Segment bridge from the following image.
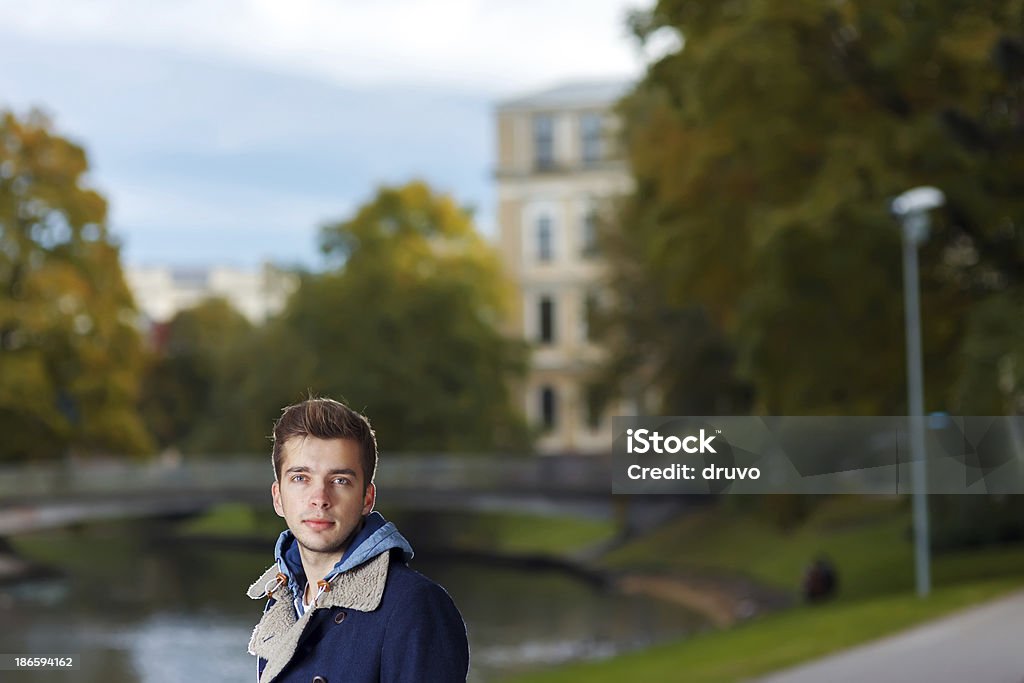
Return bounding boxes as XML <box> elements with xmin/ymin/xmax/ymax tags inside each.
<box><xmin>0</xmin><ymin>454</ymin><xmax>636</xmax><ymax>535</ymax></box>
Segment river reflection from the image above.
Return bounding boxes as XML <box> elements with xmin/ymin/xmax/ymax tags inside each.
<box><xmin>1</xmin><ymin>520</ymin><xmax>705</xmax><ymax>682</ymax></box>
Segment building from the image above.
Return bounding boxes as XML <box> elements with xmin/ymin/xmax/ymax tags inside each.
<box><xmin>125</xmin><ymin>263</ymin><xmax>297</xmax><ymax>326</ymax></box>
<box><xmin>495</xmin><ymin>80</ymin><xmax>635</xmax><ymax>454</ymax></box>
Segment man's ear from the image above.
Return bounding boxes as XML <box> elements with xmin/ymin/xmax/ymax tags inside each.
<box><xmin>362</xmin><ymin>482</ymin><xmax>376</xmax><ymax>516</ymax></box>
<box><xmin>271</xmin><ymin>481</ymin><xmax>285</xmax><ymax>518</ymax></box>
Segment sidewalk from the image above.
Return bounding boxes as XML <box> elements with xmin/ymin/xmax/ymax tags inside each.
<box><xmin>753</xmin><ymin>590</ymin><xmax>1024</xmax><ymax>683</ymax></box>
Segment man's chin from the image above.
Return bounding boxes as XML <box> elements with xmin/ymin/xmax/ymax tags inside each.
<box><xmin>294</xmin><ymin>531</ymin><xmax>348</xmax><ymax>555</ymax></box>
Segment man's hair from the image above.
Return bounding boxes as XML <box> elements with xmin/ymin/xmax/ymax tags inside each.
<box><xmin>271</xmin><ymin>397</ymin><xmax>378</xmax><ymax>490</ymax></box>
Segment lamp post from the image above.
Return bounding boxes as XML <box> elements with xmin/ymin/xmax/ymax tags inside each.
<box><xmin>890</xmin><ymin>186</ymin><xmax>945</xmax><ymax>598</ymax></box>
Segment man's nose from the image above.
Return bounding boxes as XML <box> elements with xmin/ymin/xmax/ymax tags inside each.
<box><xmin>309</xmin><ymin>483</ymin><xmax>331</xmax><ymax>508</ymax></box>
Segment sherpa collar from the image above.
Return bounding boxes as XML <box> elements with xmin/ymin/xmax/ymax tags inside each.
<box><xmin>246</xmin><ymin>551</ymin><xmax>391</xmax><ymax>683</ymax></box>
<box><xmin>270</xmin><ymin>512</ymin><xmax>414</xmax><ymax>600</ymax></box>
<box><xmin>246</xmin><ymin>549</ymin><xmax>390</xmax><ymax>609</ymax></box>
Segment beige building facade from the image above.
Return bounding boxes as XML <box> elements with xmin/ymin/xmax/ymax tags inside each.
<box><xmin>495</xmin><ymin>81</ymin><xmax>635</xmax><ymax>454</ymax></box>
<box><xmin>126</xmin><ymin>263</ymin><xmax>297</xmax><ymax>325</ymax></box>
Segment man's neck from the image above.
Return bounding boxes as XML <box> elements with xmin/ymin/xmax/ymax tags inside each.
<box><xmin>295</xmin><ymin>517</ymin><xmax>366</xmax><ymax>603</ymax></box>
<box><xmin>298</xmin><ymin>548</ymin><xmax>345</xmax><ymax>603</ymax></box>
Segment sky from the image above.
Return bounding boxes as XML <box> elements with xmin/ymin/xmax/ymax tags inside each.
<box><xmin>0</xmin><ymin>0</ymin><xmax>657</xmax><ymax>269</ymax></box>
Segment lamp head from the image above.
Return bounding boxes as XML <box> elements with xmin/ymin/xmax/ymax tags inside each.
<box><xmin>890</xmin><ymin>186</ymin><xmax>945</xmax><ymax>217</ymax></box>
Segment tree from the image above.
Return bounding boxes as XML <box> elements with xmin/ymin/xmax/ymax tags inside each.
<box><xmin>0</xmin><ymin>109</ymin><xmax>152</xmax><ymax>460</ymax></box>
<box><xmin>139</xmin><ymin>297</ymin><xmax>253</xmax><ymax>450</ymax></box>
<box><xmin>191</xmin><ymin>182</ymin><xmax>531</xmax><ymax>453</ymax></box>
<box><xmin>608</xmin><ymin>0</ymin><xmax>1024</xmax><ymax>416</ymax></box>
<box><xmin>189</xmin><ymin>318</ymin><xmax>316</xmax><ymax>455</ymax></box>
<box><xmin>598</xmin><ymin>199</ymin><xmax>754</xmax><ymax>416</ymax></box>
<box><xmin>305</xmin><ymin>181</ymin><xmax>530</xmax><ymax>451</ymax></box>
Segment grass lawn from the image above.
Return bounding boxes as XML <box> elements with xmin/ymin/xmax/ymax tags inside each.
<box><xmin>603</xmin><ymin>496</ymin><xmax>1024</xmax><ymax>600</ymax></box>
<box><xmin>502</xmin><ymin>578</ymin><xmax>1024</xmax><ymax>683</ymax></box>
<box><xmin>177</xmin><ymin>502</ymin><xmax>285</xmax><ymax>539</ymax></box>
<box><xmin>443</xmin><ymin>510</ymin><xmax>617</xmax><ymax>556</ymax></box>
<box><xmin>504</xmin><ymin>495</ymin><xmax>1024</xmax><ymax>682</ymax></box>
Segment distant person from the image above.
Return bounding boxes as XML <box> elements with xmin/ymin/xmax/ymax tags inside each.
<box><xmin>801</xmin><ymin>555</ymin><xmax>839</xmax><ymax>603</ymax></box>
<box><xmin>246</xmin><ymin>397</ymin><xmax>469</xmax><ymax>682</ymax></box>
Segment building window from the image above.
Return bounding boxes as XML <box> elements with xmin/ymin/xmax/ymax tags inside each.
<box><xmin>581</xmin><ymin>210</ymin><xmax>599</xmax><ymax>258</ymax></box>
<box><xmin>537</xmin><ymin>215</ymin><xmax>554</xmax><ymax>262</ymax></box>
<box><xmin>538</xmin><ymin>295</ymin><xmax>556</xmax><ymax>344</ymax></box>
<box><xmin>533</xmin><ymin>114</ymin><xmax>554</xmax><ymax>170</ymax></box>
<box><xmin>582</xmin><ymin>291</ymin><xmax>600</xmax><ymax>342</ymax></box>
<box><xmin>580</xmin><ymin>112</ymin><xmax>603</xmax><ymax>165</ymax></box>
<box><xmin>583</xmin><ymin>384</ymin><xmax>603</xmax><ymax>430</ymax></box>
<box><xmin>540</xmin><ymin>386</ymin><xmax>557</xmax><ymax>431</ymax></box>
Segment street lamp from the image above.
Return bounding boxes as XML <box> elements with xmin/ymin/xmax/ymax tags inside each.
<box><xmin>890</xmin><ymin>186</ymin><xmax>945</xmax><ymax>598</ymax></box>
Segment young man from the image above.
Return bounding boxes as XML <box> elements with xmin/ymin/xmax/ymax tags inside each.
<box><xmin>246</xmin><ymin>397</ymin><xmax>470</xmax><ymax>682</ymax></box>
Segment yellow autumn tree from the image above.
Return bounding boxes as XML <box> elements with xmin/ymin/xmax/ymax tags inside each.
<box><xmin>0</xmin><ymin>109</ymin><xmax>152</xmax><ymax>460</ymax></box>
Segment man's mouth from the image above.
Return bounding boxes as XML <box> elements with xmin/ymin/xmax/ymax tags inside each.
<box><xmin>303</xmin><ymin>520</ymin><xmax>335</xmax><ymax>530</ymax></box>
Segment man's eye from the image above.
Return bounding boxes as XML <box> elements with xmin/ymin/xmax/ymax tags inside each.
<box><xmin>333</xmin><ymin>478</ymin><xmax>350</xmax><ymax>485</ymax></box>
<box><xmin>291</xmin><ymin>475</ymin><xmax>306</xmax><ymax>482</ymax></box>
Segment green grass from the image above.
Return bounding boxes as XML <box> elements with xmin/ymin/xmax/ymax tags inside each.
<box><xmin>507</xmin><ymin>496</ymin><xmax>1024</xmax><ymax>682</ymax></box>
<box><xmin>605</xmin><ymin>497</ymin><xmax>1024</xmax><ymax>601</ymax></box>
<box><xmin>439</xmin><ymin>510</ymin><xmax>616</xmax><ymax>556</ymax></box>
<box><xmin>605</xmin><ymin>497</ymin><xmax>915</xmax><ymax>599</ymax></box>
<box><xmin>503</xmin><ymin>578</ymin><xmax>1024</xmax><ymax>683</ymax></box>
<box><xmin>177</xmin><ymin>502</ymin><xmax>284</xmax><ymax>539</ymax></box>
<box><xmin>933</xmin><ymin>543</ymin><xmax>1024</xmax><ymax>584</ymax></box>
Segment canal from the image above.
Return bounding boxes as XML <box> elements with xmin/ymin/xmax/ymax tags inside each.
<box><xmin>0</xmin><ymin>516</ymin><xmax>706</xmax><ymax>681</ymax></box>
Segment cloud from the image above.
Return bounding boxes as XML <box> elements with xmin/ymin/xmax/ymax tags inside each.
<box><xmin>0</xmin><ymin>1</ymin><xmax>644</xmax><ymax>266</ymax></box>
<box><xmin>0</xmin><ymin>0</ymin><xmax>647</xmax><ymax>92</ymax></box>
<box><xmin>0</xmin><ymin>35</ymin><xmax>497</xmax><ymax>267</ymax></box>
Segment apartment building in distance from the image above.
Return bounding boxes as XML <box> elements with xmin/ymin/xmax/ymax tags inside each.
<box><xmin>126</xmin><ymin>263</ymin><xmax>297</xmax><ymax>326</ymax></box>
<box><xmin>495</xmin><ymin>80</ymin><xmax>635</xmax><ymax>454</ymax></box>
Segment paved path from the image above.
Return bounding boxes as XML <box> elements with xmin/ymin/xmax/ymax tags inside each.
<box><xmin>753</xmin><ymin>590</ymin><xmax>1024</xmax><ymax>683</ymax></box>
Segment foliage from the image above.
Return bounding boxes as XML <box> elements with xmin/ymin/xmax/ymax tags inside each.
<box><xmin>304</xmin><ymin>181</ymin><xmax>530</xmax><ymax>451</ymax></box>
<box><xmin>185</xmin><ymin>303</ymin><xmax>318</xmax><ymax>454</ymax></box>
<box><xmin>0</xmin><ymin>109</ymin><xmax>151</xmax><ymax>460</ymax></box>
<box><xmin>139</xmin><ymin>298</ymin><xmax>253</xmax><ymax>450</ymax></box>
<box><xmin>929</xmin><ymin>494</ymin><xmax>1024</xmax><ymax>550</ymax></box>
<box><xmin>608</xmin><ymin>0</ymin><xmax>1024</xmax><ymax>416</ymax></box>
<box><xmin>598</xmin><ymin>207</ymin><xmax>754</xmax><ymax>415</ymax></box>
<box><xmin>189</xmin><ymin>182</ymin><xmax>531</xmax><ymax>454</ymax></box>
<box><xmin>953</xmin><ymin>291</ymin><xmax>1024</xmax><ymax>413</ymax></box>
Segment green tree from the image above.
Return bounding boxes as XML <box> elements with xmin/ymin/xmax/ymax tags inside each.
<box><xmin>0</xmin><ymin>109</ymin><xmax>152</xmax><ymax>460</ymax></box>
<box><xmin>194</xmin><ymin>182</ymin><xmax>530</xmax><ymax>453</ymax></box>
<box><xmin>609</xmin><ymin>0</ymin><xmax>1024</xmax><ymax>415</ymax></box>
<box><xmin>598</xmin><ymin>201</ymin><xmax>754</xmax><ymax>415</ymax></box>
<box><xmin>190</xmin><ymin>319</ymin><xmax>315</xmax><ymax>454</ymax></box>
<box><xmin>307</xmin><ymin>181</ymin><xmax>530</xmax><ymax>451</ymax></box>
<box><xmin>139</xmin><ymin>298</ymin><xmax>253</xmax><ymax>450</ymax></box>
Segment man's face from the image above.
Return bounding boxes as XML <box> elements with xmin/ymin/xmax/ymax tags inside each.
<box><xmin>271</xmin><ymin>437</ymin><xmax>375</xmax><ymax>561</ymax></box>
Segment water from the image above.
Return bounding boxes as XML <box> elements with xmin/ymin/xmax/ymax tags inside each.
<box><xmin>0</xmin><ymin>519</ymin><xmax>705</xmax><ymax>682</ymax></box>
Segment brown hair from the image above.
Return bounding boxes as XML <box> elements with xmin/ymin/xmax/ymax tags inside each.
<box><xmin>271</xmin><ymin>397</ymin><xmax>378</xmax><ymax>490</ymax></box>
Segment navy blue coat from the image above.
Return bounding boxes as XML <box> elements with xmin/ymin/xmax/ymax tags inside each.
<box><xmin>248</xmin><ymin>514</ymin><xmax>469</xmax><ymax>683</ymax></box>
